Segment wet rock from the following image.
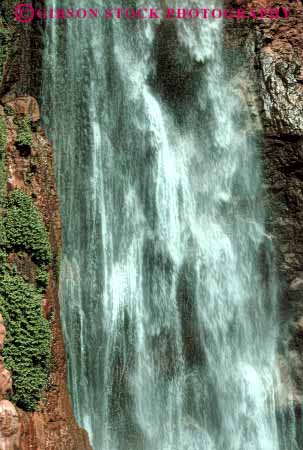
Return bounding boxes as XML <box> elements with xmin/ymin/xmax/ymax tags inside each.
<box><xmin>0</xmin><ymin>400</ymin><xmax>20</xmax><ymax>450</ymax></box>
<box><xmin>3</xmin><ymin>96</ymin><xmax>40</xmax><ymax>122</ymax></box>
<box><xmin>290</xmin><ymin>277</ymin><xmax>303</xmax><ymax>291</ymax></box>
<box><xmin>2</xmin><ymin>101</ymin><xmax>92</xmax><ymax>450</ymax></box>
<box><xmin>259</xmin><ymin>49</ymin><xmax>303</xmax><ymax>135</ymax></box>
<box><xmin>0</xmin><ymin>368</ymin><xmax>12</xmax><ymax>400</ymax></box>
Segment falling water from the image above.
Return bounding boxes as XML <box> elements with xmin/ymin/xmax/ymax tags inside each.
<box><xmin>42</xmin><ymin>1</ymin><xmax>297</xmax><ymax>449</ymax></box>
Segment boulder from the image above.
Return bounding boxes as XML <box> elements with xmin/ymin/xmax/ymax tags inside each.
<box><xmin>0</xmin><ymin>400</ymin><xmax>20</xmax><ymax>450</ymax></box>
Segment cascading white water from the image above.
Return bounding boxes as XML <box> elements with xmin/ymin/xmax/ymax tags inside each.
<box><xmin>42</xmin><ymin>1</ymin><xmax>297</xmax><ymax>449</ymax></box>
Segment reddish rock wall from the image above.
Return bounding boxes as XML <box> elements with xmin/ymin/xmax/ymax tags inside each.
<box><xmin>0</xmin><ymin>98</ymin><xmax>92</xmax><ymax>450</ymax></box>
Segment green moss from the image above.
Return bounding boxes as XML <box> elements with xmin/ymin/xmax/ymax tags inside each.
<box><xmin>36</xmin><ymin>266</ymin><xmax>49</xmax><ymax>291</ymax></box>
<box><xmin>0</xmin><ymin>105</ymin><xmax>53</xmax><ymax>412</ymax></box>
<box><xmin>0</xmin><ymin>249</ymin><xmax>8</xmax><ymax>271</ymax></box>
<box><xmin>15</xmin><ymin>116</ymin><xmax>32</xmax><ymax>147</ymax></box>
<box><xmin>4</xmin><ymin>190</ymin><xmax>51</xmax><ymax>265</ymax></box>
<box><xmin>0</xmin><ymin>190</ymin><xmax>52</xmax><ymax>410</ymax></box>
<box><xmin>0</xmin><ymin>217</ymin><xmax>7</xmax><ymax>248</ymax></box>
<box><xmin>0</xmin><ymin>273</ymin><xmax>51</xmax><ymax>411</ymax></box>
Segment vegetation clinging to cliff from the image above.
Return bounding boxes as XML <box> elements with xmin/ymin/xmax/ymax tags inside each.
<box><xmin>15</xmin><ymin>116</ymin><xmax>33</xmax><ymax>147</ymax></box>
<box><xmin>0</xmin><ymin>114</ymin><xmax>52</xmax><ymax>411</ymax></box>
<box><xmin>0</xmin><ymin>273</ymin><xmax>51</xmax><ymax>410</ymax></box>
<box><xmin>0</xmin><ymin>189</ymin><xmax>52</xmax><ymax>411</ymax></box>
<box><xmin>4</xmin><ymin>189</ymin><xmax>51</xmax><ymax>266</ymax></box>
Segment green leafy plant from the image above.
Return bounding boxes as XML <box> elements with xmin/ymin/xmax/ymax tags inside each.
<box><xmin>36</xmin><ymin>266</ymin><xmax>49</xmax><ymax>291</ymax></box>
<box><xmin>0</xmin><ymin>249</ymin><xmax>8</xmax><ymax>270</ymax></box>
<box><xmin>15</xmin><ymin>116</ymin><xmax>32</xmax><ymax>147</ymax></box>
<box><xmin>0</xmin><ymin>108</ymin><xmax>53</xmax><ymax>412</ymax></box>
<box><xmin>0</xmin><ymin>273</ymin><xmax>51</xmax><ymax>411</ymax></box>
<box><xmin>0</xmin><ymin>216</ymin><xmax>7</xmax><ymax>248</ymax></box>
<box><xmin>4</xmin><ymin>190</ymin><xmax>51</xmax><ymax>265</ymax></box>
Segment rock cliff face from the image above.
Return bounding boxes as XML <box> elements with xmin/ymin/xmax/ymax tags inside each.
<box><xmin>0</xmin><ymin>1</ymin><xmax>302</xmax><ymax>449</ymax></box>
<box><xmin>0</xmin><ymin>98</ymin><xmax>92</xmax><ymax>450</ymax></box>
<box><xmin>224</xmin><ymin>0</ymin><xmax>303</xmax><ymax>442</ymax></box>
<box><xmin>0</xmin><ymin>0</ymin><xmax>45</xmax><ymax>99</ymax></box>
<box><xmin>0</xmin><ymin>5</ymin><xmax>92</xmax><ymax>449</ymax></box>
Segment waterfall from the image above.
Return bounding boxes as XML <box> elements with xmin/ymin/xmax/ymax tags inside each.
<box><xmin>42</xmin><ymin>1</ymin><xmax>297</xmax><ymax>449</ymax></box>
